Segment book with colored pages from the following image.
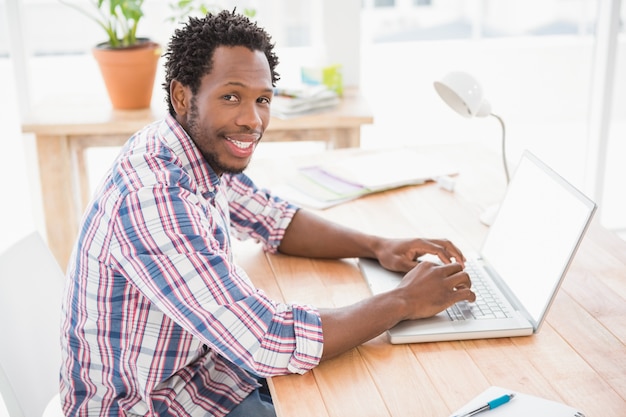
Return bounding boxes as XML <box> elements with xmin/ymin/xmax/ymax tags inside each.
<box><xmin>271</xmin><ymin>148</ymin><xmax>458</xmax><ymax>209</ymax></box>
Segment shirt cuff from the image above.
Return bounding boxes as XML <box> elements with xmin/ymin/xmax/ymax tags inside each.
<box><xmin>287</xmin><ymin>304</ymin><xmax>324</xmax><ymax>374</ymax></box>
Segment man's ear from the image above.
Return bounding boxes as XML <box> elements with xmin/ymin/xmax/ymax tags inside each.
<box><xmin>170</xmin><ymin>80</ymin><xmax>190</xmax><ymax>116</ymax></box>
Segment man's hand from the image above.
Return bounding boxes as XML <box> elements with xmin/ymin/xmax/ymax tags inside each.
<box><xmin>392</xmin><ymin>261</ymin><xmax>475</xmax><ymax>320</ymax></box>
<box><xmin>374</xmin><ymin>237</ymin><xmax>466</xmax><ymax>273</ymax></box>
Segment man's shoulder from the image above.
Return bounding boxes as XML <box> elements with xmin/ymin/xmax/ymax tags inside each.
<box><xmin>110</xmin><ymin>136</ymin><xmax>185</xmax><ymax>194</ymax></box>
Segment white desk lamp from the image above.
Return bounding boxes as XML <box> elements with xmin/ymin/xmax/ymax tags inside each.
<box><xmin>434</xmin><ymin>71</ymin><xmax>509</xmax><ymax>226</ymax></box>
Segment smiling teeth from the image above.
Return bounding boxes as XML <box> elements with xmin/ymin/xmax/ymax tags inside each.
<box><xmin>229</xmin><ymin>139</ymin><xmax>254</xmax><ymax>149</ymax></box>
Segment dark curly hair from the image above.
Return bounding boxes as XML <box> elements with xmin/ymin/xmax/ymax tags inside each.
<box><xmin>162</xmin><ymin>9</ymin><xmax>280</xmax><ymax>116</ymax></box>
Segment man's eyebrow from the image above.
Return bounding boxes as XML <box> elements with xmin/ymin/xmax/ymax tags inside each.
<box><xmin>224</xmin><ymin>81</ymin><xmax>246</xmax><ymax>87</ymax></box>
<box><xmin>224</xmin><ymin>81</ymin><xmax>274</xmax><ymax>94</ymax></box>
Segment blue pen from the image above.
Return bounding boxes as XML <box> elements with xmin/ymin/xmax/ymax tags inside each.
<box><xmin>455</xmin><ymin>393</ymin><xmax>515</xmax><ymax>417</ymax></box>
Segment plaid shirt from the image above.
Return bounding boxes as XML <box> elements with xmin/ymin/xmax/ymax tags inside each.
<box><xmin>60</xmin><ymin>115</ymin><xmax>323</xmax><ymax>416</ymax></box>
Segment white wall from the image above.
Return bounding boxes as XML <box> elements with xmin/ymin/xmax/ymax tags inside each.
<box><xmin>359</xmin><ymin>34</ymin><xmax>626</xmax><ymax>230</ymax></box>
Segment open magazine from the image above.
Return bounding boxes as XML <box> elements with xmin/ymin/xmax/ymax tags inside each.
<box><xmin>270</xmin><ymin>148</ymin><xmax>458</xmax><ymax>209</ymax></box>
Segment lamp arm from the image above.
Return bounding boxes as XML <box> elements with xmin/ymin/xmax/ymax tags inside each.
<box><xmin>490</xmin><ymin>113</ymin><xmax>510</xmax><ymax>183</ymax></box>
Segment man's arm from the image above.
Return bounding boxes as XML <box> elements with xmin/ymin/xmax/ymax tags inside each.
<box><xmin>278</xmin><ymin>209</ymin><xmax>466</xmax><ymax>271</ymax></box>
<box><xmin>318</xmin><ymin>261</ymin><xmax>473</xmax><ymax>359</ymax></box>
<box><xmin>278</xmin><ymin>209</ymin><xmax>475</xmax><ymax>360</ymax></box>
<box><xmin>277</xmin><ymin>209</ymin><xmax>381</xmax><ymax>259</ymax></box>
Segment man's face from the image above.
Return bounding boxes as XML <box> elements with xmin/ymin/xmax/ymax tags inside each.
<box><xmin>177</xmin><ymin>46</ymin><xmax>274</xmax><ymax>176</ymax></box>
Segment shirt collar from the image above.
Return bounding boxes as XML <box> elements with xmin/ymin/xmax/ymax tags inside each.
<box><xmin>159</xmin><ymin>114</ymin><xmax>220</xmax><ymax>198</ymax></box>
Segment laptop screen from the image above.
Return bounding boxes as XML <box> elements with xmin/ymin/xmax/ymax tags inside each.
<box><xmin>481</xmin><ymin>151</ymin><xmax>596</xmax><ymax>326</ymax></box>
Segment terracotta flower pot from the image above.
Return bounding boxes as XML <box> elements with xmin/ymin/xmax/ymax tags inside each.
<box><xmin>92</xmin><ymin>40</ymin><xmax>162</xmax><ymax>110</ymax></box>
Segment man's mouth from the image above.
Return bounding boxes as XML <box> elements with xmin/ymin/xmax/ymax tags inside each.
<box><xmin>226</xmin><ymin>137</ymin><xmax>257</xmax><ymax>149</ymax></box>
<box><xmin>224</xmin><ymin>134</ymin><xmax>260</xmax><ymax>158</ymax></box>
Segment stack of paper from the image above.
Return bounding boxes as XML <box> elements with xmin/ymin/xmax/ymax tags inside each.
<box><xmin>271</xmin><ymin>85</ymin><xmax>340</xmax><ymax>118</ymax></box>
<box><xmin>272</xmin><ymin>148</ymin><xmax>458</xmax><ymax>209</ymax></box>
<box><xmin>450</xmin><ymin>386</ymin><xmax>585</xmax><ymax>417</ymax></box>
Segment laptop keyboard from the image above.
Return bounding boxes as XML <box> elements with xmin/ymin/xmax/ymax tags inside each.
<box><xmin>446</xmin><ymin>260</ymin><xmax>513</xmax><ymax>321</ymax></box>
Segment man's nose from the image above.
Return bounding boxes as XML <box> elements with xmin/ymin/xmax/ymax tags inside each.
<box><xmin>235</xmin><ymin>102</ymin><xmax>263</xmax><ymax>130</ymax></box>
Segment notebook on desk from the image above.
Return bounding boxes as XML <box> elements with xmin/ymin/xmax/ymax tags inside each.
<box><xmin>359</xmin><ymin>150</ymin><xmax>597</xmax><ymax>344</ymax></box>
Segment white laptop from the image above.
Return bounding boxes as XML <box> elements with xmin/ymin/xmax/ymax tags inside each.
<box><xmin>359</xmin><ymin>150</ymin><xmax>597</xmax><ymax>344</ymax></box>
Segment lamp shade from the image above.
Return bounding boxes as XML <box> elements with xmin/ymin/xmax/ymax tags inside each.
<box><xmin>434</xmin><ymin>71</ymin><xmax>491</xmax><ymax>118</ymax></box>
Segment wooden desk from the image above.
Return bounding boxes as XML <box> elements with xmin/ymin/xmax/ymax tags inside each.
<box><xmin>21</xmin><ymin>89</ymin><xmax>372</xmax><ymax>269</ymax></box>
<box><xmin>235</xmin><ymin>144</ymin><xmax>626</xmax><ymax>417</ymax></box>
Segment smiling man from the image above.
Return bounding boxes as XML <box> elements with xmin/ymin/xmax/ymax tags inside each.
<box><xmin>59</xmin><ymin>10</ymin><xmax>474</xmax><ymax>417</ymax></box>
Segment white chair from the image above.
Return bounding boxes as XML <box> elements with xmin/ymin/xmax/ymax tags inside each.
<box><xmin>0</xmin><ymin>232</ymin><xmax>65</xmax><ymax>417</ymax></box>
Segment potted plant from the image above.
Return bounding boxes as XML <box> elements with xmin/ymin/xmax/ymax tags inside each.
<box><xmin>61</xmin><ymin>0</ymin><xmax>162</xmax><ymax>110</ymax></box>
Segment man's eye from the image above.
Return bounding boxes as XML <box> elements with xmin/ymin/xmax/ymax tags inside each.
<box><xmin>223</xmin><ymin>95</ymin><xmax>238</xmax><ymax>102</ymax></box>
<box><xmin>258</xmin><ymin>97</ymin><xmax>271</xmax><ymax>104</ymax></box>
